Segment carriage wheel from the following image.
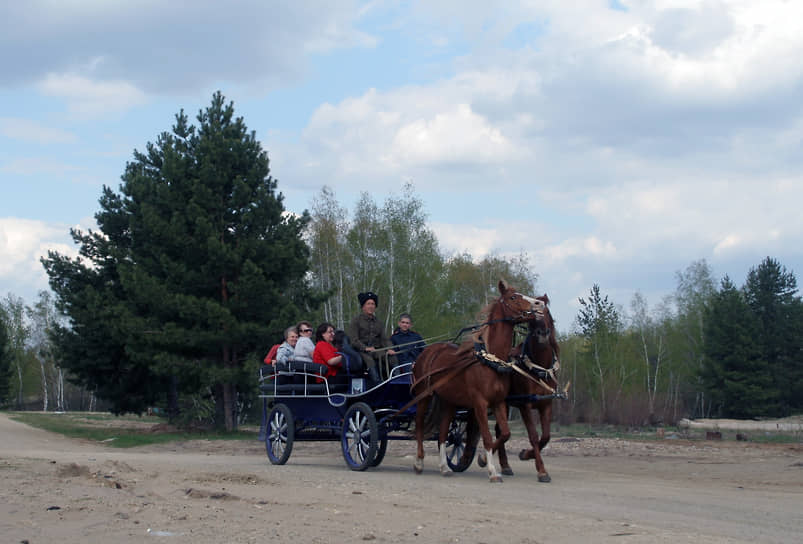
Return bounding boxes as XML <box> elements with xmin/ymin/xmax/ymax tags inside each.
<box><xmin>445</xmin><ymin>418</ymin><xmax>473</xmax><ymax>472</ymax></box>
<box><xmin>370</xmin><ymin>438</ymin><xmax>388</xmax><ymax>467</ymax></box>
<box><xmin>341</xmin><ymin>402</ymin><xmax>378</xmax><ymax>471</ymax></box>
<box><xmin>266</xmin><ymin>403</ymin><xmax>294</xmax><ymax>465</ymax></box>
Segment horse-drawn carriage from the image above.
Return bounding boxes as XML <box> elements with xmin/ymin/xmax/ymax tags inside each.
<box><xmin>257</xmin><ymin>280</ymin><xmax>569</xmax><ymax>481</ymax></box>
<box><xmin>257</xmin><ymin>359</ymin><xmax>472</xmax><ymax>471</ymax></box>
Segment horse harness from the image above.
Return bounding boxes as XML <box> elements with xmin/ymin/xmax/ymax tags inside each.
<box><xmin>394</xmin><ymin>295</ymin><xmax>553</xmax><ymax>416</ymax></box>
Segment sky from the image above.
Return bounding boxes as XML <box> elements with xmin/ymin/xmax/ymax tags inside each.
<box><xmin>2</xmin><ymin>0</ymin><xmax>803</xmax><ymax>332</ymax></box>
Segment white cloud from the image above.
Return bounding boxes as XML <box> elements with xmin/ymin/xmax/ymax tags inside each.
<box><xmin>0</xmin><ymin>218</ymin><xmax>78</xmax><ymax>299</ymax></box>
<box><xmin>36</xmin><ymin>73</ymin><xmax>147</xmax><ymax>118</ymax></box>
<box><xmin>0</xmin><ymin>118</ymin><xmax>77</xmax><ymax>144</ymax></box>
<box><xmin>0</xmin><ymin>1</ymin><xmax>375</xmax><ymax>94</ymax></box>
<box><xmin>392</xmin><ymin>104</ymin><xmax>516</xmax><ymax>165</ymax></box>
<box><xmin>430</xmin><ymin>222</ymin><xmax>499</xmax><ymax>258</ymax></box>
<box><xmin>540</xmin><ymin>237</ymin><xmax>618</xmax><ymax>265</ymax></box>
<box><xmin>0</xmin><ymin>157</ymin><xmax>82</xmax><ymax>176</ymax></box>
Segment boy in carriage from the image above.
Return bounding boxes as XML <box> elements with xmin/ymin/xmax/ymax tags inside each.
<box><xmin>391</xmin><ymin>313</ymin><xmax>425</xmax><ymax>371</ymax></box>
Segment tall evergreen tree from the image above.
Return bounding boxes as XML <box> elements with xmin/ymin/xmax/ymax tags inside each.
<box><xmin>0</xmin><ymin>306</ymin><xmax>12</xmax><ymax>406</ymax></box>
<box><xmin>43</xmin><ymin>92</ymin><xmax>319</xmax><ymax>429</ymax></box>
<box><xmin>702</xmin><ymin>276</ymin><xmax>776</xmax><ymax>417</ymax></box>
<box><xmin>742</xmin><ymin>257</ymin><xmax>803</xmax><ymax>415</ymax></box>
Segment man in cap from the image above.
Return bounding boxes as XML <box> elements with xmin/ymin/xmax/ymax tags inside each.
<box><xmin>346</xmin><ymin>291</ymin><xmax>397</xmax><ymax>383</ymax></box>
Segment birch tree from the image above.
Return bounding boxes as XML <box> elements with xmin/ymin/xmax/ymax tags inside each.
<box><xmin>629</xmin><ymin>291</ymin><xmax>668</xmax><ymax>423</ymax></box>
<box><xmin>674</xmin><ymin>259</ymin><xmax>717</xmax><ymax>417</ymax></box>
<box><xmin>1</xmin><ymin>294</ymin><xmax>29</xmax><ymax>409</ymax></box>
<box><xmin>308</xmin><ymin>186</ymin><xmax>351</xmax><ymax>327</ymax></box>
<box><xmin>27</xmin><ymin>291</ymin><xmax>63</xmax><ymax>411</ymax></box>
<box><xmin>576</xmin><ymin>284</ymin><xmax>622</xmax><ymax>421</ymax></box>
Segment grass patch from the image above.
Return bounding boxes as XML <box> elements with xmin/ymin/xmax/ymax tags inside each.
<box><xmin>507</xmin><ymin>420</ymin><xmax>801</xmax><ymax>444</ymax></box>
<box><xmin>8</xmin><ymin>411</ymin><xmax>257</xmax><ymax>448</ymax></box>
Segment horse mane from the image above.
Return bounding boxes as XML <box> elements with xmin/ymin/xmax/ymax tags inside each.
<box><xmin>535</xmin><ymin>294</ymin><xmax>555</xmax><ymax>327</ymax></box>
<box><xmin>449</xmin><ymin>295</ymin><xmax>499</xmax><ymax>356</ymax></box>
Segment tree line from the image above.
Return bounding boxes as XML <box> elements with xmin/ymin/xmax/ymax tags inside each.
<box><xmin>561</xmin><ymin>257</ymin><xmax>803</xmax><ymax>425</ymax></box>
<box><xmin>2</xmin><ymin>93</ymin><xmax>800</xmax><ymax>427</ymax></box>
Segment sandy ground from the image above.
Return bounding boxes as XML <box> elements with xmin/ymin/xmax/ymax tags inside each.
<box><xmin>0</xmin><ymin>413</ymin><xmax>801</xmax><ymax>544</ymax></box>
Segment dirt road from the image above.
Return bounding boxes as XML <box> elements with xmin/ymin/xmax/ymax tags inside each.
<box><xmin>1</xmin><ymin>413</ymin><xmax>800</xmax><ymax>543</ymax></box>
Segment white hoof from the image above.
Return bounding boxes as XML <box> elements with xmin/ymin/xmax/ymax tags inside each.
<box><xmin>413</xmin><ymin>457</ymin><xmax>424</xmax><ymax>474</ymax></box>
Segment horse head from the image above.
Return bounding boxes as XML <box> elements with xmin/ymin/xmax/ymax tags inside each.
<box><xmin>472</xmin><ymin>280</ymin><xmax>542</xmax><ymax>361</ymax></box>
<box><xmin>531</xmin><ymin>294</ymin><xmax>554</xmax><ymax>346</ymax></box>
<box><xmin>525</xmin><ymin>294</ymin><xmax>560</xmax><ymax>374</ymax></box>
<box><xmin>496</xmin><ymin>279</ymin><xmax>544</xmax><ymax>322</ymax></box>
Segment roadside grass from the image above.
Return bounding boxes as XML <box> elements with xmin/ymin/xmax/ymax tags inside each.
<box><xmin>507</xmin><ymin>420</ymin><xmax>801</xmax><ymax>444</ymax></box>
<box><xmin>8</xmin><ymin>411</ymin><xmax>800</xmax><ymax>447</ymax></box>
<box><xmin>8</xmin><ymin>411</ymin><xmax>258</xmax><ymax>448</ymax></box>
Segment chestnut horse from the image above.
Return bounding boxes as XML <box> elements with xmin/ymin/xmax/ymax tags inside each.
<box><xmin>475</xmin><ymin>294</ymin><xmax>562</xmax><ymax>482</ymax></box>
<box><xmin>412</xmin><ymin>280</ymin><xmax>543</xmax><ymax>482</ymax></box>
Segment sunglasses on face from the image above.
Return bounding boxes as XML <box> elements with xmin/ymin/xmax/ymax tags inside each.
<box><xmin>300</xmin><ymin>328</ymin><xmax>312</xmax><ymax>333</ymax></box>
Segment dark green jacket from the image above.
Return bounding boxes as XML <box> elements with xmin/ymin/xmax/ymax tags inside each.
<box><xmin>346</xmin><ymin>312</ymin><xmax>391</xmax><ymax>352</ymax></box>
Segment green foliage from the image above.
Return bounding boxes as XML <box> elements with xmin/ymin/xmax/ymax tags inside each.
<box><xmin>0</xmin><ymin>306</ymin><xmax>12</xmax><ymax>405</ymax></box>
<box><xmin>42</xmin><ymin>92</ymin><xmax>320</xmax><ymax>429</ymax></box>
<box><xmin>1</xmin><ymin>294</ymin><xmax>31</xmax><ymax>409</ymax></box>
<box><xmin>305</xmin><ymin>184</ymin><xmax>537</xmax><ymax>340</ymax></box>
<box><xmin>575</xmin><ymin>284</ymin><xmax>624</xmax><ymax>421</ymax></box>
<box><xmin>673</xmin><ymin>259</ymin><xmax>717</xmax><ymax>417</ymax></box>
<box><xmin>742</xmin><ymin>257</ymin><xmax>803</xmax><ymax>414</ymax></box>
<box><xmin>702</xmin><ymin>276</ymin><xmax>777</xmax><ymax>417</ymax></box>
<box><xmin>560</xmin><ymin>257</ymin><xmax>800</xmax><ymax>425</ymax></box>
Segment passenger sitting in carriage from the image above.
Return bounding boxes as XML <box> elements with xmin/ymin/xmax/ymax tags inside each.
<box><xmin>390</xmin><ymin>313</ymin><xmax>425</xmax><ymax>371</ymax></box>
<box><xmin>275</xmin><ymin>326</ymin><xmax>299</xmax><ymax>367</ymax></box>
<box><xmin>347</xmin><ymin>291</ymin><xmax>397</xmax><ymax>382</ymax></box>
<box><xmin>293</xmin><ymin>320</ymin><xmax>315</xmax><ymax>362</ymax></box>
<box><xmin>334</xmin><ymin>330</ymin><xmax>363</xmax><ymax>373</ymax></box>
<box><xmin>312</xmin><ymin>322</ymin><xmax>344</xmax><ymax>378</ymax></box>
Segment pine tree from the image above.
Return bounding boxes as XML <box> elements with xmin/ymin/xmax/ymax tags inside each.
<box><xmin>576</xmin><ymin>284</ymin><xmax>623</xmax><ymax>421</ymax></box>
<box><xmin>702</xmin><ymin>276</ymin><xmax>777</xmax><ymax>418</ymax></box>
<box><xmin>743</xmin><ymin>257</ymin><xmax>803</xmax><ymax>415</ymax></box>
<box><xmin>43</xmin><ymin>92</ymin><xmax>320</xmax><ymax>428</ymax></box>
<box><xmin>0</xmin><ymin>307</ymin><xmax>12</xmax><ymax>406</ymax></box>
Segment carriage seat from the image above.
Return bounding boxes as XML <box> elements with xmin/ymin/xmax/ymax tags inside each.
<box><xmin>259</xmin><ymin>359</ymin><xmax>350</xmax><ymax>394</ymax></box>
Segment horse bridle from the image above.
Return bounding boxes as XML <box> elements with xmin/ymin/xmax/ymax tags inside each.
<box><xmin>498</xmin><ymin>291</ymin><xmax>544</xmax><ymax>322</ymax></box>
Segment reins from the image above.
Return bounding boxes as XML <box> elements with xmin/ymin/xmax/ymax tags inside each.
<box><xmin>392</xmin><ymin>351</ymin><xmax>478</xmax><ymax>416</ymax></box>
<box><xmin>474</xmin><ymin>347</ymin><xmax>556</xmax><ymax>394</ymax></box>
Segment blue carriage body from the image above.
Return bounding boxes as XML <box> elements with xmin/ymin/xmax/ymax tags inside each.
<box><xmin>258</xmin><ymin>359</ymin><xmax>470</xmax><ymax>471</ymax></box>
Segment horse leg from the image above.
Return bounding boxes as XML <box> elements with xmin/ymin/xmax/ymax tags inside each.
<box><xmin>437</xmin><ymin>405</ymin><xmax>456</xmax><ymax>476</ymax></box>
<box><xmin>490</xmin><ymin>402</ymin><xmax>512</xmax><ymax>454</ymax></box>
<box><xmin>538</xmin><ymin>402</ymin><xmax>552</xmax><ymax>452</ymax></box>
<box><xmin>477</xmin><ymin>419</ymin><xmax>514</xmax><ymax>476</ymax></box>
<box><xmin>516</xmin><ymin>403</ymin><xmax>552</xmax><ymax>482</ymax></box>
<box><xmin>475</xmin><ymin>403</ymin><xmax>503</xmax><ymax>483</ymax></box>
<box><xmin>519</xmin><ymin>403</ymin><xmax>549</xmax><ymax>481</ymax></box>
<box><xmin>516</xmin><ymin>403</ymin><xmax>539</xmax><ymax>462</ymax></box>
<box><xmin>413</xmin><ymin>396</ymin><xmax>429</xmax><ymax>474</ymax></box>
<box><xmin>532</xmin><ymin>403</ymin><xmax>552</xmax><ymax>482</ymax></box>
<box><xmin>495</xmin><ymin>421</ymin><xmax>514</xmax><ymax>476</ymax></box>
<box><xmin>476</xmin><ymin>418</ymin><xmax>488</xmax><ymax>467</ymax></box>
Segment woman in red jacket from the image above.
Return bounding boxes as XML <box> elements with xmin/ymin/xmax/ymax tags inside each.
<box><xmin>312</xmin><ymin>322</ymin><xmax>343</xmax><ymax>378</ymax></box>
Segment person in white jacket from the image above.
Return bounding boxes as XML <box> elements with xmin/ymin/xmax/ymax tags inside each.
<box><xmin>275</xmin><ymin>326</ymin><xmax>299</xmax><ymax>365</ymax></box>
<box><xmin>293</xmin><ymin>320</ymin><xmax>315</xmax><ymax>363</ymax></box>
